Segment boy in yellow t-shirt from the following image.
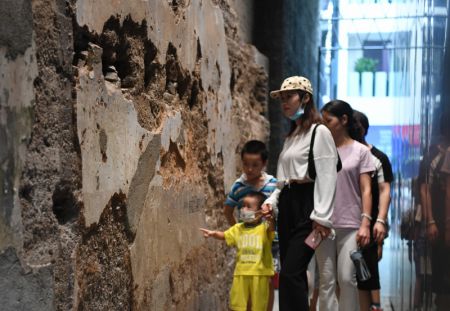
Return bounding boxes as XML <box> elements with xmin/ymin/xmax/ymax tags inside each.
<box><xmin>200</xmin><ymin>191</ymin><xmax>275</xmax><ymax>311</ymax></box>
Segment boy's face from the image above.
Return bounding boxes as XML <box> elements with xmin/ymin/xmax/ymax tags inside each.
<box><xmin>241</xmin><ymin>153</ymin><xmax>266</xmax><ymax>180</ymax></box>
<box><xmin>241</xmin><ymin>196</ymin><xmax>260</xmax><ymax>212</ymax></box>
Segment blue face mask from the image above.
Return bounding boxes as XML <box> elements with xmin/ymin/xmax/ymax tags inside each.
<box><xmin>288</xmin><ymin>106</ymin><xmax>305</xmax><ymax>121</ymax></box>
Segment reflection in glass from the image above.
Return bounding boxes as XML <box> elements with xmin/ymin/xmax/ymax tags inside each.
<box><xmin>318</xmin><ymin>0</ymin><xmax>449</xmax><ymax>309</ymax></box>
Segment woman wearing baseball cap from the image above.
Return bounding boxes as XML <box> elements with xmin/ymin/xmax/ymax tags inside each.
<box><xmin>263</xmin><ymin>76</ymin><xmax>339</xmax><ymax>310</ymax></box>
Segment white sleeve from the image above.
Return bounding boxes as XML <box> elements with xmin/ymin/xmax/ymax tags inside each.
<box><xmin>263</xmin><ymin>188</ymin><xmax>281</xmax><ymax>214</ymax></box>
<box><xmin>309</xmin><ymin>125</ymin><xmax>337</xmax><ymax>228</ymax></box>
<box><xmin>375</xmin><ymin>158</ymin><xmax>385</xmax><ymax>184</ymax></box>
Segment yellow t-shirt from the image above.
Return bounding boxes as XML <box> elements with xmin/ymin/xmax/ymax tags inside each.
<box><xmin>224</xmin><ymin>221</ymin><xmax>274</xmax><ymax>276</ymax></box>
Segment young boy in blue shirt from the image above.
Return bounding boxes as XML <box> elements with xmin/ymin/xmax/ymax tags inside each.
<box><xmin>223</xmin><ymin>140</ymin><xmax>277</xmax><ymax>225</ymax></box>
<box><xmin>223</xmin><ymin>140</ymin><xmax>278</xmax><ymax>310</ymax></box>
<box><xmin>201</xmin><ymin>191</ymin><xmax>275</xmax><ymax>311</ymax></box>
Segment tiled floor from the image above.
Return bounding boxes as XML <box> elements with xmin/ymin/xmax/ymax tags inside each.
<box><xmin>379</xmin><ymin>235</ymin><xmax>416</xmax><ymax>311</ymax></box>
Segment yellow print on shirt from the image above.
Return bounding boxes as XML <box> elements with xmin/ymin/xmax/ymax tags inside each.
<box><xmin>238</xmin><ymin>234</ymin><xmax>263</xmax><ymax>263</ymax></box>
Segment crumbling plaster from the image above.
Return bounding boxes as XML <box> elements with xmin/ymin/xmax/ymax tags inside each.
<box><xmin>74</xmin><ymin>0</ymin><xmax>253</xmax><ymax>309</ymax></box>
<box><xmin>0</xmin><ymin>0</ymin><xmax>37</xmax><ymax>251</ymax></box>
<box><xmin>76</xmin><ymin>0</ymin><xmax>238</xmax><ymax>189</ymax></box>
<box><xmin>1</xmin><ymin>0</ymin><xmax>270</xmax><ymax>309</ymax></box>
<box><xmin>0</xmin><ymin>42</ymin><xmax>37</xmax><ymax>252</ymax></box>
<box><xmin>76</xmin><ymin>42</ymin><xmax>155</xmax><ymax>227</ymax></box>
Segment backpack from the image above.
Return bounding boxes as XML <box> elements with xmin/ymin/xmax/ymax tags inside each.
<box><xmin>308</xmin><ymin>124</ymin><xmax>342</xmax><ymax>180</ymax></box>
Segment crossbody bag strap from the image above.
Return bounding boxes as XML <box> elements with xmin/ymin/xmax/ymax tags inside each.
<box><xmin>308</xmin><ymin>124</ymin><xmax>320</xmax><ymax>180</ymax></box>
<box><xmin>308</xmin><ymin>124</ymin><xmax>342</xmax><ymax>181</ymax></box>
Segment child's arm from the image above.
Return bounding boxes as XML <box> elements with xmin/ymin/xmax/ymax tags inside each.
<box><xmin>199</xmin><ymin>228</ymin><xmax>225</xmax><ymax>240</ymax></box>
<box><xmin>223</xmin><ymin>205</ymin><xmax>236</xmax><ymax>226</ymax></box>
<box><xmin>263</xmin><ymin>210</ymin><xmax>275</xmax><ymax>233</ymax></box>
<box><xmin>263</xmin><ymin>188</ymin><xmax>281</xmax><ymax>214</ymax></box>
<box><xmin>224</xmin><ymin>182</ymin><xmax>240</xmax><ymax>226</ymax></box>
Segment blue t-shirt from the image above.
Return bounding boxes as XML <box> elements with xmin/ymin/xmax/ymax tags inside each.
<box><xmin>225</xmin><ymin>172</ymin><xmax>278</xmax><ymax>210</ymax></box>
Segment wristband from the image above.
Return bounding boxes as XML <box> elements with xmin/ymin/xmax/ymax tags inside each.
<box><xmin>376</xmin><ymin>218</ymin><xmax>386</xmax><ymax>225</ymax></box>
<box><xmin>361</xmin><ymin>213</ymin><xmax>372</xmax><ymax>221</ymax></box>
<box><xmin>427</xmin><ymin>220</ymin><xmax>436</xmax><ymax>226</ymax></box>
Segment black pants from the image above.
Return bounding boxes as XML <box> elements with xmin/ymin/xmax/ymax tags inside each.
<box><xmin>278</xmin><ymin>183</ymin><xmax>315</xmax><ymax>311</ymax></box>
<box><xmin>357</xmin><ymin>241</ymin><xmax>380</xmax><ymax>290</ymax></box>
<box><xmin>431</xmin><ymin>237</ymin><xmax>450</xmax><ymax>294</ymax></box>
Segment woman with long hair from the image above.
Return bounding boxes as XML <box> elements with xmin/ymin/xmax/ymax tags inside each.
<box><xmin>264</xmin><ymin>76</ymin><xmax>339</xmax><ymax>310</ymax></box>
<box><xmin>316</xmin><ymin>100</ymin><xmax>374</xmax><ymax>311</ymax></box>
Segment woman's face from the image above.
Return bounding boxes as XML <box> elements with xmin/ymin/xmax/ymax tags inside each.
<box><xmin>353</xmin><ymin>117</ymin><xmax>365</xmax><ymax>140</ymax></box>
<box><xmin>279</xmin><ymin>91</ymin><xmax>301</xmax><ymax>118</ymax></box>
<box><xmin>322</xmin><ymin>111</ymin><xmax>347</xmax><ymax>140</ymax></box>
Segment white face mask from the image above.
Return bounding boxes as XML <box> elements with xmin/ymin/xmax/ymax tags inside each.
<box><xmin>240</xmin><ymin>210</ymin><xmax>257</xmax><ymax>223</ymax></box>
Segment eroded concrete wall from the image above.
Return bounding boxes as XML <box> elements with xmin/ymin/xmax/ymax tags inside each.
<box><xmin>1</xmin><ymin>0</ymin><xmax>81</xmax><ymax>309</ymax></box>
<box><xmin>1</xmin><ymin>0</ymin><xmax>269</xmax><ymax>310</ymax></box>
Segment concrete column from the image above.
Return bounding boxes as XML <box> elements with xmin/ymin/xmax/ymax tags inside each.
<box><xmin>253</xmin><ymin>0</ymin><xmax>320</xmax><ymax>173</ymax></box>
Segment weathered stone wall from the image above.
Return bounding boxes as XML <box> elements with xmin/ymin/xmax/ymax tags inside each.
<box><xmin>0</xmin><ymin>0</ymin><xmax>269</xmax><ymax>310</ymax></box>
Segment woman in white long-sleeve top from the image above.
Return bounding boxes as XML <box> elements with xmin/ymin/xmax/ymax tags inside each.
<box><xmin>263</xmin><ymin>76</ymin><xmax>339</xmax><ymax>311</ymax></box>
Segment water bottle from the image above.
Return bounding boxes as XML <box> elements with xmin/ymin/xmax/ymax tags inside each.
<box><xmin>350</xmin><ymin>249</ymin><xmax>371</xmax><ymax>282</ymax></box>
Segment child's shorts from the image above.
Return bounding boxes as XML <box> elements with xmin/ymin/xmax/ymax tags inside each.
<box><xmin>229</xmin><ymin>275</ymin><xmax>270</xmax><ymax>311</ymax></box>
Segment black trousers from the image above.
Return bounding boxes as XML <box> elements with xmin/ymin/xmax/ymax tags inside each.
<box><xmin>357</xmin><ymin>241</ymin><xmax>380</xmax><ymax>290</ymax></box>
<box><xmin>431</xmin><ymin>237</ymin><xmax>450</xmax><ymax>294</ymax></box>
<box><xmin>278</xmin><ymin>183</ymin><xmax>315</xmax><ymax>311</ymax></box>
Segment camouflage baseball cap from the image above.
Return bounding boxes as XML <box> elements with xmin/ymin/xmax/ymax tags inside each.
<box><xmin>270</xmin><ymin>76</ymin><xmax>313</xmax><ymax>99</ymax></box>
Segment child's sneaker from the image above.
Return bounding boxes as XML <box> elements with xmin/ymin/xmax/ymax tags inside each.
<box><xmin>369</xmin><ymin>305</ymin><xmax>383</xmax><ymax>311</ymax></box>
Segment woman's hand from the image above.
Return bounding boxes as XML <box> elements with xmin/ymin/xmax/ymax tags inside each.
<box><xmin>262</xmin><ymin>209</ymin><xmax>274</xmax><ymax>221</ymax></box>
<box><xmin>373</xmin><ymin>222</ymin><xmax>386</xmax><ymax>244</ymax></box>
<box><xmin>357</xmin><ymin>224</ymin><xmax>371</xmax><ymax>247</ymax></box>
<box><xmin>312</xmin><ymin>221</ymin><xmax>331</xmax><ymax>239</ymax></box>
<box><xmin>262</xmin><ymin>203</ymin><xmax>272</xmax><ymax>213</ymax></box>
<box><xmin>427</xmin><ymin>223</ymin><xmax>439</xmax><ymax>242</ymax></box>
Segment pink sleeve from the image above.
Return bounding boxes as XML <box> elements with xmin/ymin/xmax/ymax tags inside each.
<box><xmin>360</xmin><ymin>146</ymin><xmax>375</xmax><ymax>174</ymax></box>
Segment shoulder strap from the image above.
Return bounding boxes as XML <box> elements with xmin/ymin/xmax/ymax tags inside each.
<box><xmin>308</xmin><ymin>124</ymin><xmax>342</xmax><ymax>180</ymax></box>
<box><xmin>337</xmin><ymin>151</ymin><xmax>342</xmax><ymax>172</ymax></box>
<box><xmin>308</xmin><ymin>124</ymin><xmax>320</xmax><ymax>180</ymax></box>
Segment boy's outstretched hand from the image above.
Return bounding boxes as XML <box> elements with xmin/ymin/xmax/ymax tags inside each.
<box><xmin>199</xmin><ymin>228</ymin><xmax>225</xmax><ymax>240</ymax></box>
<box><xmin>199</xmin><ymin>228</ymin><xmax>214</xmax><ymax>238</ymax></box>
